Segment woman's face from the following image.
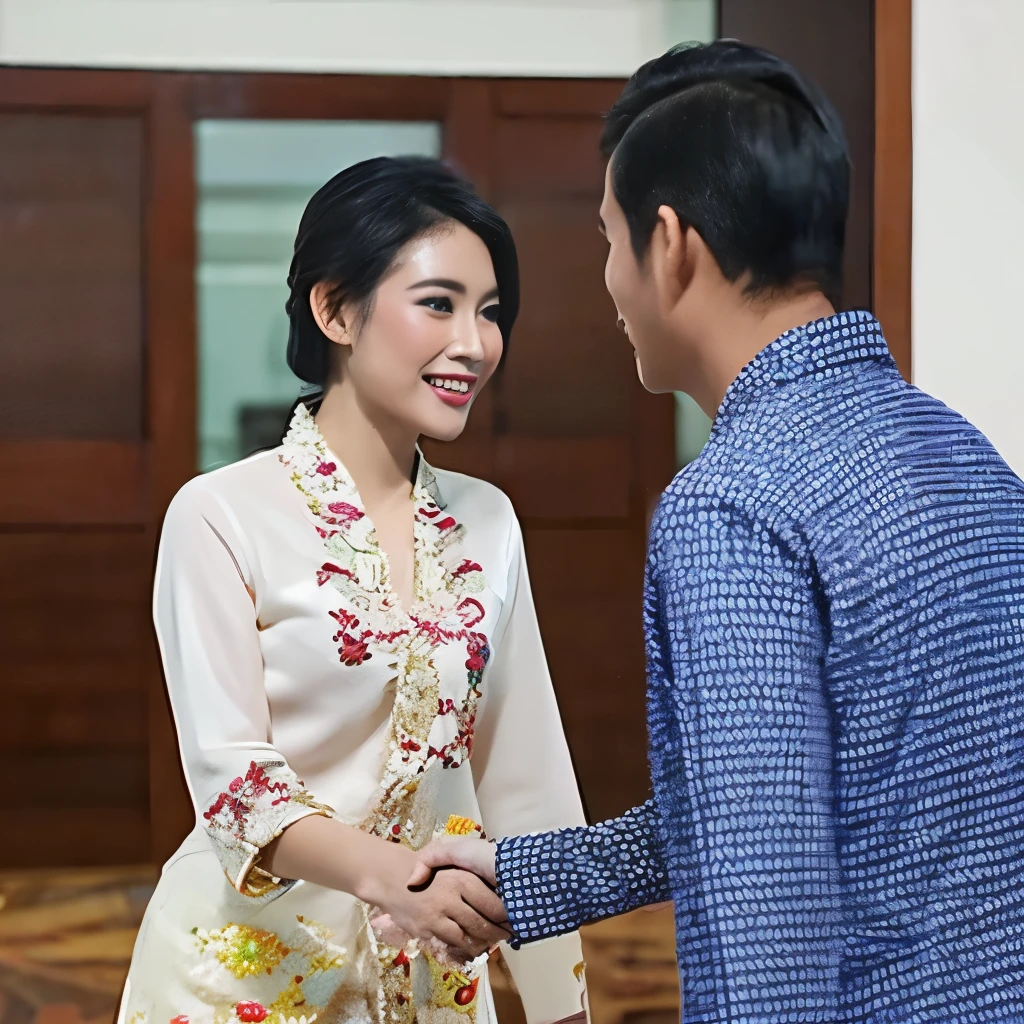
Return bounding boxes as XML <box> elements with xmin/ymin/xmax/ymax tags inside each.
<box><xmin>329</xmin><ymin>222</ymin><xmax>503</xmax><ymax>444</ymax></box>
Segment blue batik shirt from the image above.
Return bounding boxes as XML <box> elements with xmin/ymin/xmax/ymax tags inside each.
<box><xmin>495</xmin><ymin>311</ymin><xmax>1024</xmax><ymax>1023</ymax></box>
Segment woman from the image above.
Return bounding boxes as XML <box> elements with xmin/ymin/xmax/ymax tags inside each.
<box><xmin>118</xmin><ymin>158</ymin><xmax>587</xmax><ymax>1024</ymax></box>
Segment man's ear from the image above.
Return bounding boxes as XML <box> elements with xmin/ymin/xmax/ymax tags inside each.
<box><xmin>648</xmin><ymin>204</ymin><xmax>693</xmax><ymax>314</ymax></box>
<box><xmin>310</xmin><ymin>282</ymin><xmax>352</xmax><ymax>346</ymax></box>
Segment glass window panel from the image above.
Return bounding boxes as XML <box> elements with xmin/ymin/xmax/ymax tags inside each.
<box><xmin>195</xmin><ymin>120</ymin><xmax>442</xmax><ymax>471</ymax></box>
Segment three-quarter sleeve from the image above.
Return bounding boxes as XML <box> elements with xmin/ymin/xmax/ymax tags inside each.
<box><xmin>470</xmin><ymin>515</ymin><xmax>589</xmax><ymax>1024</ymax></box>
<box><xmin>153</xmin><ymin>481</ymin><xmax>331</xmax><ymax>897</ymax></box>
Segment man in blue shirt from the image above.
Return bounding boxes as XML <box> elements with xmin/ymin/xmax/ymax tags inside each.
<box><xmin>410</xmin><ymin>40</ymin><xmax>1024</xmax><ymax>1022</ymax></box>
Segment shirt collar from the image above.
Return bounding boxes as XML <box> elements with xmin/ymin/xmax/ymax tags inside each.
<box><xmin>280</xmin><ymin>402</ymin><xmax>447</xmax><ymax>515</ymax></box>
<box><xmin>712</xmin><ymin>309</ymin><xmax>894</xmax><ymax>434</ymax></box>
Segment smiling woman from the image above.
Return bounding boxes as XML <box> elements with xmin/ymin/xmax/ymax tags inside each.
<box><xmin>116</xmin><ymin>158</ymin><xmax>588</xmax><ymax>1024</ymax></box>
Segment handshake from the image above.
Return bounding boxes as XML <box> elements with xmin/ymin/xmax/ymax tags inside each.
<box><xmin>370</xmin><ymin>835</ymin><xmax>509</xmax><ymax>962</ymax></box>
<box><xmin>369</xmin><ymin>833</ymin><xmax>588</xmax><ymax>1023</ymax></box>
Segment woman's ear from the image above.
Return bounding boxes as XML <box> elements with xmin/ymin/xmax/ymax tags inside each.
<box><xmin>309</xmin><ymin>282</ymin><xmax>352</xmax><ymax>346</ymax></box>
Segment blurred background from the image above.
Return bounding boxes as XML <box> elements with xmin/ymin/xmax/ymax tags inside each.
<box><xmin>1</xmin><ymin>0</ymin><xmax>1016</xmax><ymax>1021</ymax></box>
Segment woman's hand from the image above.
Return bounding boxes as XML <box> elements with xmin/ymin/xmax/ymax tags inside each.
<box><xmin>263</xmin><ymin>816</ymin><xmax>509</xmax><ymax>957</ymax></box>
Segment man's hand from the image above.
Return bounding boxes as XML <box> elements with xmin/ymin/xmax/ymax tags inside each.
<box><xmin>406</xmin><ymin>836</ymin><xmax>498</xmax><ymax>888</ymax></box>
<box><xmin>378</xmin><ymin>866</ymin><xmax>511</xmax><ymax>959</ymax></box>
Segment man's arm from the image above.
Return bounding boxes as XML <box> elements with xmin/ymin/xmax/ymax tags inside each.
<box><xmin>653</xmin><ymin>498</ymin><xmax>845</xmax><ymax>1022</ymax></box>
<box><xmin>496</xmin><ymin>798</ymin><xmax>673</xmax><ymax>944</ymax></box>
<box><xmin>405</xmin><ymin>798</ymin><xmax>673</xmax><ymax>946</ymax></box>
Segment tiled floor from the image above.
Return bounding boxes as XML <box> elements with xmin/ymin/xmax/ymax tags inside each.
<box><xmin>0</xmin><ymin>867</ymin><xmax>156</xmax><ymax>1024</ymax></box>
<box><xmin>0</xmin><ymin>869</ymin><xmax>678</xmax><ymax>1024</ymax></box>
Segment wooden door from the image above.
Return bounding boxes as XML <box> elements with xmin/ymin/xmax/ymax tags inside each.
<box><xmin>427</xmin><ymin>80</ymin><xmax>677</xmax><ymax>821</ymax></box>
<box><xmin>0</xmin><ymin>70</ymin><xmax>194</xmax><ymax>864</ymax></box>
<box><xmin>0</xmin><ymin>69</ymin><xmax>195</xmax><ymax>866</ymax></box>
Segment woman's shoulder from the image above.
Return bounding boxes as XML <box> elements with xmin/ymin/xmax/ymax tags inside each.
<box><xmin>428</xmin><ymin>464</ymin><xmax>516</xmax><ymax>521</ymax></box>
<box><xmin>164</xmin><ymin>449</ymin><xmax>284</xmax><ymax>527</ymax></box>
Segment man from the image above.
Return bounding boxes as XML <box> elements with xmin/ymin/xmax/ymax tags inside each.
<box><xmin>408</xmin><ymin>40</ymin><xmax>1024</xmax><ymax>1022</ymax></box>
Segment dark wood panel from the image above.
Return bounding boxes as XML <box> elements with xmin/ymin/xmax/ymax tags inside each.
<box><xmin>1</xmin><ymin>684</ymin><xmax>146</xmax><ymax>749</ymax></box>
<box><xmin>498</xmin><ymin>199</ymin><xmax>633</xmax><ymax>436</ymax></box>
<box><xmin>874</xmin><ymin>0</ymin><xmax>913</xmax><ymax>380</ymax></box>
<box><xmin>0</xmin><ymin>113</ymin><xmax>144</xmax><ymax>440</ymax></box>
<box><xmin>493</xmin><ymin>437</ymin><xmax>629</xmax><ymax>519</ymax></box>
<box><xmin>496</xmin><ymin>79</ymin><xmax>625</xmax><ymax>118</ymax></box>
<box><xmin>0</xmin><ymin>531</ymin><xmax>150</xmax><ymax>833</ymax></box>
<box><xmin>191</xmin><ymin>72</ymin><xmax>451</xmax><ymax>121</ymax></box>
<box><xmin>0</xmin><ymin>531</ymin><xmax>148</xmax><ymax>597</ymax></box>
<box><xmin>1</xmin><ymin>679</ymin><xmax>146</xmax><ymax>749</ymax></box>
<box><xmin>0</xmin><ymin>70</ymin><xmax>679</xmax><ymax>877</ymax></box>
<box><xmin>3</xmin><ymin>809</ymin><xmax>151</xmax><ymax>868</ymax></box>
<box><xmin>525</xmin><ymin>529</ymin><xmax>650</xmax><ymax>821</ymax></box>
<box><xmin>495</xmin><ymin>117</ymin><xmax>607</xmax><ymax>198</ymax></box>
<box><xmin>0</xmin><ymin>442</ymin><xmax>145</xmax><ymax>524</ymax></box>
<box><xmin>444</xmin><ymin>79</ymin><xmax>496</xmax><ymax>197</ymax></box>
<box><xmin>0</xmin><ymin>67</ymin><xmax>153</xmax><ymax>109</ymax></box>
<box><xmin>719</xmin><ymin>0</ymin><xmax>875</xmax><ymax>312</ymax></box>
<box><xmin>9</xmin><ymin>750</ymin><xmax>149</xmax><ymax>811</ymax></box>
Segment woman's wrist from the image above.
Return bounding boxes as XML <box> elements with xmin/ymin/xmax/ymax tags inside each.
<box><xmin>353</xmin><ymin>838</ymin><xmax>416</xmax><ymax>908</ymax></box>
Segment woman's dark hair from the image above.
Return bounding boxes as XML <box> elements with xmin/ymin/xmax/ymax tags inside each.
<box><xmin>285</xmin><ymin>155</ymin><xmax>519</xmax><ymax>390</ymax></box>
<box><xmin>602</xmin><ymin>40</ymin><xmax>850</xmax><ymax>308</ymax></box>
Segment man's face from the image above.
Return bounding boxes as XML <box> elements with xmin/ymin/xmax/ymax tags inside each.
<box><xmin>599</xmin><ymin>162</ymin><xmax>673</xmax><ymax>393</ymax></box>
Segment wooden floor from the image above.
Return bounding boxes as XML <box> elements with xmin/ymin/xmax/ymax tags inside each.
<box><xmin>0</xmin><ymin>869</ymin><xmax>679</xmax><ymax>1024</ymax></box>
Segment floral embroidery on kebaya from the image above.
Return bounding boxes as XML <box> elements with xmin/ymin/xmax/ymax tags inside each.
<box><xmin>279</xmin><ymin>404</ymin><xmax>493</xmax><ymax>1021</ymax></box>
<box><xmin>182</xmin><ymin>917</ymin><xmax>345</xmax><ymax>1022</ymax></box>
<box><xmin>204</xmin><ymin>762</ymin><xmax>330</xmax><ymax>855</ymax></box>
<box><xmin>204</xmin><ymin>763</ymin><xmax>293</xmax><ymax>840</ymax></box>
<box><xmin>236</xmin><ymin>1001</ymin><xmax>269</xmax><ymax>1022</ymax></box>
<box><xmin>279</xmin><ymin>406</ymin><xmax>492</xmax><ymax>809</ymax></box>
<box><xmin>202</xmin><ymin>760</ymin><xmax>333</xmax><ymax>897</ymax></box>
<box><xmin>193</xmin><ymin>923</ymin><xmax>291</xmax><ymax>980</ymax></box>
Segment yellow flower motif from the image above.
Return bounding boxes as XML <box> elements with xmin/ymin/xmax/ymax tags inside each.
<box><xmin>309</xmin><ymin>950</ymin><xmax>346</xmax><ymax>973</ymax></box>
<box><xmin>269</xmin><ymin>977</ymin><xmax>308</xmax><ymax>1014</ymax></box>
<box><xmin>204</xmin><ymin>923</ymin><xmax>290</xmax><ymax>979</ymax></box>
<box><xmin>444</xmin><ymin>815</ymin><xmax>481</xmax><ymax>837</ymax></box>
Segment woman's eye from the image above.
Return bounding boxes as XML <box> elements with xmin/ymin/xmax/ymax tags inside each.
<box><xmin>480</xmin><ymin>304</ymin><xmax>501</xmax><ymax>324</ymax></box>
<box><xmin>419</xmin><ymin>296</ymin><xmax>453</xmax><ymax>314</ymax></box>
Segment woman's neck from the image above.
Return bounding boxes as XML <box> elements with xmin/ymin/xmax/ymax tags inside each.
<box><xmin>314</xmin><ymin>381</ymin><xmax>419</xmax><ymax>508</ymax></box>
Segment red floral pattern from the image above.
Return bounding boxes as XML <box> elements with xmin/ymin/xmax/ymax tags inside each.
<box><xmin>234</xmin><ymin>1002</ymin><xmax>268</xmax><ymax>1023</ymax></box>
<box><xmin>203</xmin><ymin>762</ymin><xmax>293</xmax><ymax>838</ymax></box>
<box><xmin>279</xmin><ymin>404</ymin><xmax>494</xmax><ymax>1019</ymax></box>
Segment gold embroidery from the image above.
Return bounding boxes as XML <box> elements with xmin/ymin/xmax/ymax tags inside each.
<box><xmin>445</xmin><ymin>815</ymin><xmax>482</xmax><ymax>836</ymax></box>
<box><xmin>193</xmin><ymin>923</ymin><xmax>290</xmax><ymax>979</ymax></box>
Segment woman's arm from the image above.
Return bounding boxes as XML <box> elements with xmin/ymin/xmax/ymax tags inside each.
<box><xmin>155</xmin><ymin>480</ymin><xmax>507</xmax><ymax>951</ymax></box>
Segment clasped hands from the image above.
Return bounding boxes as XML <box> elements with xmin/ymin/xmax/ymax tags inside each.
<box><xmin>371</xmin><ymin>836</ymin><xmax>505</xmax><ymax>961</ymax></box>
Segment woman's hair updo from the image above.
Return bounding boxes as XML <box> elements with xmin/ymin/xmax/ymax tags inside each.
<box><xmin>285</xmin><ymin>156</ymin><xmax>520</xmax><ymax>388</ymax></box>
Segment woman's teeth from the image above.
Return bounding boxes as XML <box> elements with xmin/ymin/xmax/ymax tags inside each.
<box><xmin>427</xmin><ymin>377</ymin><xmax>470</xmax><ymax>393</ymax></box>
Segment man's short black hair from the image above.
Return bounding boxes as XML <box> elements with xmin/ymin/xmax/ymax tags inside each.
<box><xmin>602</xmin><ymin>40</ymin><xmax>850</xmax><ymax>308</ymax></box>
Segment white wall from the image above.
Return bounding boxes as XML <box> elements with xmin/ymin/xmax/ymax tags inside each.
<box><xmin>0</xmin><ymin>0</ymin><xmax>715</xmax><ymax>77</ymax></box>
<box><xmin>913</xmin><ymin>0</ymin><xmax>1024</xmax><ymax>474</ymax></box>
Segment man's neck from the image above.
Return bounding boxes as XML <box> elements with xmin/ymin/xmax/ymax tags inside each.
<box><xmin>688</xmin><ymin>292</ymin><xmax>836</xmax><ymax>419</ymax></box>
